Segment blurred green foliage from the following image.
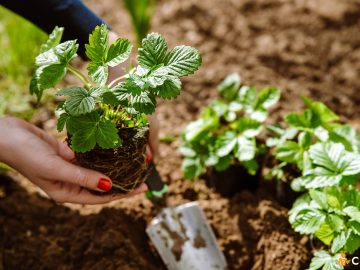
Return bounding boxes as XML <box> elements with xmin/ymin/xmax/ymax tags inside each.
<box><xmin>0</xmin><ymin>6</ymin><xmax>47</xmax><ymax>119</ymax></box>
<box><xmin>123</xmin><ymin>0</ymin><xmax>156</xmax><ymax>47</ymax></box>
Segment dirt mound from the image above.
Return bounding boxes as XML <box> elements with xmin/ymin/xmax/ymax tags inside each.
<box><xmin>0</xmin><ymin>175</ymin><xmax>163</xmax><ymax>270</ymax></box>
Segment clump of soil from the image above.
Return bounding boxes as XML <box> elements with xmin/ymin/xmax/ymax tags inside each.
<box><xmin>75</xmin><ymin>126</ymin><xmax>149</xmax><ymax>194</ymax></box>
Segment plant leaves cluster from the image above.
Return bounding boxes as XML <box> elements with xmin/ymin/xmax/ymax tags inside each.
<box><xmin>267</xmin><ymin>97</ymin><xmax>360</xmax><ymax>269</ymax></box>
<box><xmin>180</xmin><ymin>73</ymin><xmax>280</xmax><ymax>179</ymax></box>
<box><xmin>30</xmin><ymin>25</ymin><xmax>201</xmax><ymax>152</ymax></box>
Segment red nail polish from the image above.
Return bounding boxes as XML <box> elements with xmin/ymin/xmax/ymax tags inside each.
<box><xmin>97</xmin><ymin>178</ymin><xmax>112</xmax><ymax>192</ymax></box>
<box><xmin>146</xmin><ymin>151</ymin><xmax>152</xmax><ymax>164</ymax></box>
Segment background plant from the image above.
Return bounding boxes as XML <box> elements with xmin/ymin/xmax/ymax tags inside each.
<box><xmin>31</xmin><ymin>24</ymin><xmax>201</xmax><ymax>153</ymax></box>
<box><xmin>181</xmin><ymin>73</ymin><xmax>280</xmax><ymax>179</ymax></box>
<box><xmin>267</xmin><ymin>98</ymin><xmax>360</xmax><ymax>269</ymax></box>
<box><xmin>123</xmin><ymin>0</ymin><xmax>156</xmax><ymax>47</ymax></box>
<box><xmin>0</xmin><ymin>6</ymin><xmax>46</xmax><ymax>119</ymax></box>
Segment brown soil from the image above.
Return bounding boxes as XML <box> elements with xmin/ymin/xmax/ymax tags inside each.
<box><xmin>2</xmin><ymin>0</ymin><xmax>360</xmax><ymax>269</ymax></box>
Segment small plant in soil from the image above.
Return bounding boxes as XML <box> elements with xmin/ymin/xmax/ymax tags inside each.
<box><xmin>267</xmin><ymin>97</ymin><xmax>360</xmax><ymax>269</ymax></box>
<box><xmin>180</xmin><ymin>73</ymin><xmax>280</xmax><ymax>188</ymax></box>
<box><xmin>30</xmin><ymin>25</ymin><xmax>202</xmax><ymax>193</ymax></box>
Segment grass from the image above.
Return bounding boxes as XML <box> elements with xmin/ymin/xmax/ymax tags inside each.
<box><xmin>0</xmin><ymin>6</ymin><xmax>47</xmax><ymax>119</ymax></box>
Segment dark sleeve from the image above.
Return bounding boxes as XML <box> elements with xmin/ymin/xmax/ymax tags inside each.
<box><xmin>0</xmin><ymin>0</ymin><xmax>110</xmax><ymax>58</ymax></box>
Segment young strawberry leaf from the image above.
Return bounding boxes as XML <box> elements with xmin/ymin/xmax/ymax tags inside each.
<box><xmin>165</xmin><ymin>45</ymin><xmax>202</xmax><ymax>77</ymax></box>
<box><xmin>106</xmin><ymin>38</ymin><xmax>133</xmax><ymax>67</ymax></box>
<box><xmin>217</xmin><ymin>73</ymin><xmax>241</xmax><ymax>100</ymax></box>
<box><xmin>138</xmin><ymin>33</ymin><xmax>167</xmax><ymax>68</ymax></box>
<box><xmin>57</xmin><ymin>87</ymin><xmax>96</xmax><ymax>116</ymax></box>
<box><xmin>255</xmin><ymin>87</ymin><xmax>281</xmax><ymax>109</ymax></box>
<box><xmin>40</xmin><ymin>26</ymin><xmax>64</xmax><ymax>53</ymax></box>
<box><xmin>96</xmin><ymin>119</ymin><xmax>121</xmax><ymax>149</ymax></box>
<box><xmin>309</xmin><ymin>251</ymin><xmax>344</xmax><ymax>270</ymax></box>
<box><xmin>30</xmin><ymin>40</ymin><xmax>78</xmax><ymax>100</ymax></box>
<box><xmin>131</xmin><ymin>92</ymin><xmax>156</xmax><ymax>114</ymax></box>
<box><xmin>85</xmin><ymin>24</ymin><xmax>109</xmax><ymax>63</ymax></box>
<box><xmin>153</xmin><ymin>77</ymin><xmax>182</xmax><ymax>99</ymax></box>
<box><xmin>182</xmin><ymin>157</ymin><xmax>203</xmax><ymax>179</ymax></box>
<box><xmin>57</xmin><ymin>112</ymin><xmax>71</xmax><ymax>132</ymax></box>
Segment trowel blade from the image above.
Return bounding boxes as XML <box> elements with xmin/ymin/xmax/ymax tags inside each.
<box><xmin>146</xmin><ymin>202</ymin><xmax>227</xmax><ymax>270</ymax></box>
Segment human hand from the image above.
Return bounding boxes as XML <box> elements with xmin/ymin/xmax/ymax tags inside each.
<box><xmin>0</xmin><ymin>117</ymin><xmax>147</xmax><ymax>204</ymax></box>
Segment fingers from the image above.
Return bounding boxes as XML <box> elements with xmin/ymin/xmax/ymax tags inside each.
<box><xmin>50</xmin><ymin>183</ymin><xmax>148</xmax><ymax>204</ymax></box>
<box><xmin>45</xmin><ymin>157</ymin><xmax>113</xmax><ymax>192</ymax></box>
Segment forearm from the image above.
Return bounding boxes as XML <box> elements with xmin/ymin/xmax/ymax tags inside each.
<box><xmin>0</xmin><ymin>0</ymin><xmax>109</xmax><ymax>58</ymax></box>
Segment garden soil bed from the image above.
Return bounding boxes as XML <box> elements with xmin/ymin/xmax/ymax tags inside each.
<box><xmin>2</xmin><ymin>0</ymin><xmax>360</xmax><ymax>269</ymax></box>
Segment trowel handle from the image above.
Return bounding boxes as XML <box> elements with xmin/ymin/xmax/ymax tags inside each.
<box><xmin>145</xmin><ymin>153</ymin><xmax>168</xmax><ymax>198</ymax></box>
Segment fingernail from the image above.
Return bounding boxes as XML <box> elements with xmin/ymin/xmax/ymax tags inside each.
<box><xmin>97</xmin><ymin>178</ymin><xmax>112</xmax><ymax>192</ymax></box>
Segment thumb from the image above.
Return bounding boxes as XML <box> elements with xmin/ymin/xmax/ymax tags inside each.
<box><xmin>49</xmin><ymin>157</ymin><xmax>112</xmax><ymax>192</ymax></box>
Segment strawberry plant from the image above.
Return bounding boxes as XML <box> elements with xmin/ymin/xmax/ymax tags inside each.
<box><xmin>267</xmin><ymin>97</ymin><xmax>360</xmax><ymax>269</ymax></box>
<box><xmin>180</xmin><ymin>73</ymin><xmax>280</xmax><ymax>180</ymax></box>
<box><xmin>30</xmin><ymin>24</ymin><xmax>201</xmax><ymax>193</ymax></box>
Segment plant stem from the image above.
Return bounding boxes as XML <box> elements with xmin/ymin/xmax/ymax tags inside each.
<box><xmin>108</xmin><ymin>74</ymin><xmax>128</xmax><ymax>88</ymax></box>
<box><xmin>67</xmin><ymin>65</ymin><xmax>92</xmax><ymax>86</ymax></box>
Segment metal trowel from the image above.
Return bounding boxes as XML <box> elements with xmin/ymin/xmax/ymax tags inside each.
<box><xmin>145</xmin><ymin>162</ymin><xmax>227</xmax><ymax>270</ymax></box>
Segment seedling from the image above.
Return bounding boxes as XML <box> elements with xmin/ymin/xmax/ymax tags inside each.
<box><xmin>180</xmin><ymin>73</ymin><xmax>280</xmax><ymax>179</ymax></box>
<box><xmin>268</xmin><ymin>97</ymin><xmax>360</xmax><ymax>269</ymax></box>
<box><xmin>30</xmin><ymin>25</ymin><xmax>201</xmax><ymax>193</ymax></box>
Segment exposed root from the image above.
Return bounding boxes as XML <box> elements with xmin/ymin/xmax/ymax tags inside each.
<box><xmin>74</xmin><ymin>126</ymin><xmax>149</xmax><ymax>195</ymax></box>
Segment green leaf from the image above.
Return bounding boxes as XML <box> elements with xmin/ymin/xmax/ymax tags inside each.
<box><xmin>234</xmin><ymin>137</ymin><xmax>256</xmax><ymax>161</ymax></box>
<box><xmin>131</xmin><ymin>92</ymin><xmax>156</xmax><ymax>114</ymax></box>
<box><xmin>255</xmin><ymin>87</ymin><xmax>280</xmax><ymax>109</ymax></box>
<box><xmin>331</xmin><ymin>231</ymin><xmax>351</xmax><ymax>253</ymax></box>
<box><xmin>275</xmin><ymin>141</ymin><xmax>301</xmax><ymax>163</ymax></box>
<box><xmin>230</xmin><ymin>117</ymin><xmax>262</xmax><ymax>137</ymax></box>
<box><xmin>138</xmin><ymin>33</ymin><xmax>168</xmax><ymax>68</ymax></box>
<box><xmin>165</xmin><ymin>45</ymin><xmax>202</xmax><ymax>77</ymax></box>
<box><xmin>72</xmin><ymin>124</ymin><xmax>97</xmax><ymax>153</ymax></box>
<box><xmin>153</xmin><ymin>77</ymin><xmax>181</xmax><ymax>99</ymax></box>
<box><xmin>285</xmin><ymin>110</ymin><xmax>314</xmax><ymax>129</ymax></box>
<box><xmin>344</xmin><ymin>232</ymin><xmax>360</xmax><ymax>253</ymax></box>
<box><xmin>30</xmin><ymin>64</ymin><xmax>67</xmax><ymax>99</ymax></box>
<box><xmin>214</xmin><ymin>155</ymin><xmax>232</xmax><ymax>171</ymax></box>
<box><xmin>238</xmin><ymin>86</ymin><xmax>257</xmax><ymax>110</ymax></box>
<box><xmin>85</xmin><ymin>24</ymin><xmax>109</xmax><ymax>63</ymax></box>
<box><xmin>314</xmin><ymin>220</ymin><xmax>335</xmax><ymax>245</ymax></box>
<box><xmin>217</xmin><ymin>73</ymin><xmax>241</xmax><ymax>100</ymax></box>
<box><xmin>182</xmin><ymin>157</ymin><xmax>203</xmax><ymax>179</ymax></box>
<box><xmin>350</xmin><ymin>221</ymin><xmax>360</xmax><ymax>235</ymax></box>
<box><xmin>106</xmin><ymin>38</ymin><xmax>132</xmax><ymax>66</ymax></box>
<box><xmin>179</xmin><ymin>146</ymin><xmax>197</xmax><ymax>157</ymax></box>
<box><xmin>66</xmin><ymin>111</ymin><xmax>100</xmax><ymax>135</ymax></box>
<box><xmin>309</xmin><ymin>189</ymin><xmax>328</xmax><ymax>210</ymax></box>
<box><xmin>96</xmin><ymin>119</ymin><xmax>120</xmax><ymax>149</ymax></box>
<box><xmin>303</xmin><ymin>96</ymin><xmax>339</xmax><ymax>124</ymax></box>
<box><xmin>87</xmin><ymin>62</ymin><xmax>108</xmax><ymax>86</ymax></box>
<box><xmin>343</xmin><ymin>206</ymin><xmax>360</xmax><ymax>222</ymax></box>
<box><xmin>309</xmin><ymin>143</ymin><xmax>348</xmax><ymax>172</ymax></box>
<box><xmin>54</xmin><ymin>40</ymin><xmax>78</xmax><ymax>63</ymax></box>
<box><xmin>56</xmin><ymin>87</ymin><xmax>86</xmax><ymax>96</ymax></box>
<box><xmin>57</xmin><ymin>113</ymin><xmax>71</xmax><ymax>132</ymax></box>
<box><xmin>309</xmin><ymin>251</ymin><xmax>343</xmax><ymax>270</ymax></box>
<box><xmin>40</xmin><ymin>26</ymin><xmax>64</xmax><ymax>53</ymax></box>
<box><xmin>60</xmin><ymin>87</ymin><xmax>95</xmax><ymax>116</ymax></box>
<box><xmin>65</xmin><ymin>95</ymin><xmax>96</xmax><ymax>116</ymax></box>
<box><xmin>111</xmin><ymin>84</ymin><xmax>131</xmax><ymax>104</ymax></box>
<box><xmin>300</xmin><ymin>168</ymin><xmax>342</xmax><ymax>189</ymax></box>
<box><xmin>292</xmin><ymin>208</ymin><xmax>325</xmax><ymax>234</ymax></box>
<box><xmin>216</xmin><ymin>131</ymin><xmax>237</xmax><ymax>157</ymax></box>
